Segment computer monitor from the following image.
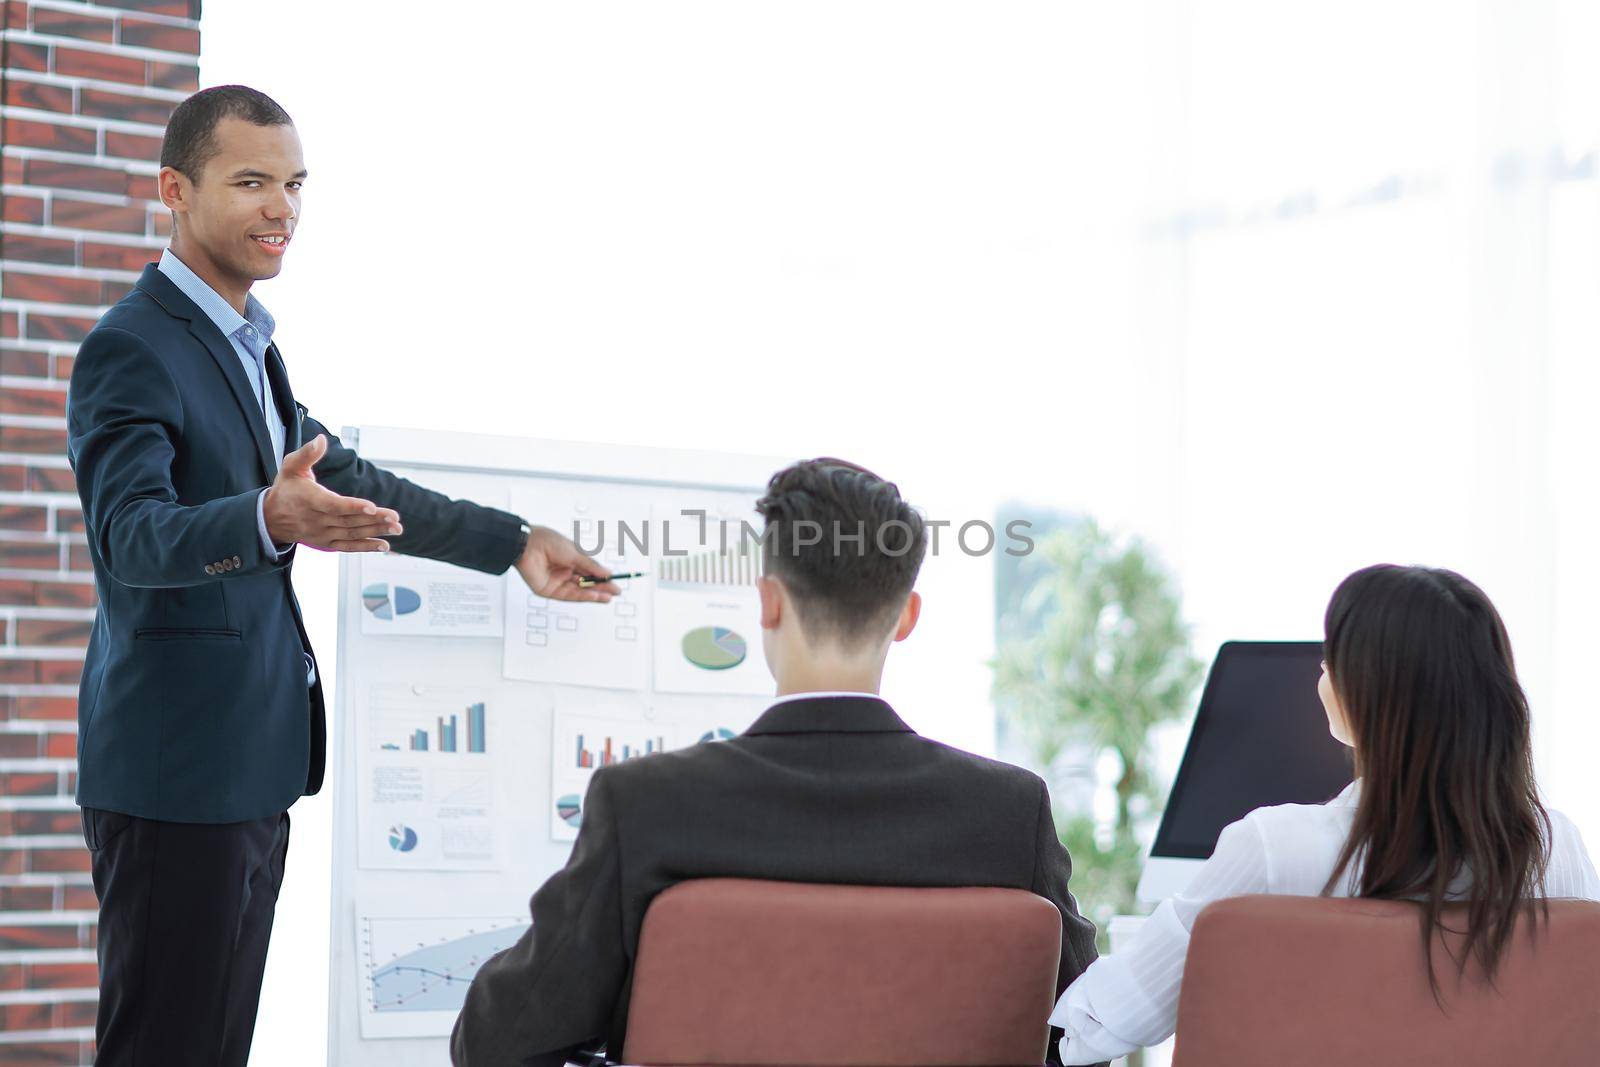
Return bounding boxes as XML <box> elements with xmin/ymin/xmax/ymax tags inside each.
<box><xmin>1136</xmin><ymin>640</ymin><xmax>1355</xmax><ymax>903</ymax></box>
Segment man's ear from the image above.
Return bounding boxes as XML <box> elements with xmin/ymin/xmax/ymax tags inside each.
<box><xmin>158</xmin><ymin>166</ymin><xmax>190</xmax><ymax>217</ymax></box>
<box><xmin>891</xmin><ymin>590</ymin><xmax>921</xmax><ymax>642</ymax></box>
<box><xmin>758</xmin><ymin>574</ymin><xmax>784</xmax><ymax>631</ymax></box>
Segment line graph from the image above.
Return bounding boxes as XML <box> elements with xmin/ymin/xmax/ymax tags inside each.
<box><xmin>359</xmin><ymin>913</ymin><xmax>531</xmax><ymax>1029</ymax></box>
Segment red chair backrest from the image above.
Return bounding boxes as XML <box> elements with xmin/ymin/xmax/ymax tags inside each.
<box><xmin>623</xmin><ymin>878</ymin><xmax>1064</xmax><ymax>1066</ymax></box>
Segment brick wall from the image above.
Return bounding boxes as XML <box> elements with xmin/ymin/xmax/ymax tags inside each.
<box><xmin>1</xmin><ymin>1</ymin><xmax>198</xmax><ymax>1063</ymax></box>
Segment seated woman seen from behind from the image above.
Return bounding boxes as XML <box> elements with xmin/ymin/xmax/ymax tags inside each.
<box><xmin>1052</xmin><ymin>563</ymin><xmax>1600</xmax><ymax>1065</ymax></box>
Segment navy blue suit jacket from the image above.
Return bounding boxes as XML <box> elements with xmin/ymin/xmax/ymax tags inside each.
<box><xmin>67</xmin><ymin>264</ymin><xmax>525</xmax><ymax>823</ymax></box>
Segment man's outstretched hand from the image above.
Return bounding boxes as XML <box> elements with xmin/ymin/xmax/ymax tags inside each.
<box><xmin>515</xmin><ymin>525</ymin><xmax>621</xmax><ymax>602</ymax></box>
<box><xmin>263</xmin><ymin>435</ymin><xmax>403</xmax><ymax>552</ymax></box>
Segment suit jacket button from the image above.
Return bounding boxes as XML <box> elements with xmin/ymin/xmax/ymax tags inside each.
<box><xmin>205</xmin><ymin>564</ymin><xmax>216</xmax><ymax>575</ymax></box>
<box><xmin>232</xmin><ymin>555</ymin><xmax>242</xmax><ymax>566</ymax></box>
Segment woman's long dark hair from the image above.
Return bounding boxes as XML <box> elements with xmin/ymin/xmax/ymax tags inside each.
<box><xmin>1320</xmin><ymin>564</ymin><xmax>1550</xmax><ymax>991</ymax></box>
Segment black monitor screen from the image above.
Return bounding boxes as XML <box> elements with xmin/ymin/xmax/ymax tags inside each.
<box><xmin>1150</xmin><ymin>641</ymin><xmax>1355</xmax><ymax>860</ymax></box>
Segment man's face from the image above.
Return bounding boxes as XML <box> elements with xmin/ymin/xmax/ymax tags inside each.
<box><xmin>166</xmin><ymin>116</ymin><xmax>305</xmax><ymax>286</ymax></box>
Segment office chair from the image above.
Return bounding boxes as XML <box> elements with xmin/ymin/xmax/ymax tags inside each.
<box><xmin>1172</xmin><ymin>894</ymin><xmax>1600</xmax><ymax>1067</ymax></box>
<box><xmin>621</xmin><ymin>878</ymin><xmax>1064</xmax><ymax>1066</ymax></box>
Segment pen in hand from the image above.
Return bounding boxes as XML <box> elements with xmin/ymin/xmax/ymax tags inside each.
<box><xmin>577</xmin><ymin>571</ymin><xmax>646</xmax><ymax>588</ymax></box>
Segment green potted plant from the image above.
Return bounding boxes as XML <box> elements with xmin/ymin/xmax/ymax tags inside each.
<box><xmin>993</xmin><ymin>516</ymin><xmax>1203</xmax><ymax>949</ymax></box>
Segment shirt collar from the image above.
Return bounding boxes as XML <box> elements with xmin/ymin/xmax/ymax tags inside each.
<box><xmin>1328</xmin><ymin>777</ymin><xmax>1363</xmax><ymax>808</ymax></box>
<box><xmin>158</xmin><ymin>248</ymin><xmax>275</xmax><ymax>350</ymax></box>
<box><xmin>743</xmin><ymin>693</ymin><xmax>914</xmax><ymax>737</ymax></box>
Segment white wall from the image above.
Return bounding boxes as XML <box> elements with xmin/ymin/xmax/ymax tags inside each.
<box><xmin>199</xmin><ymin>3</ymin><xmax>1600</xmax><ymax>1063</ymax></box>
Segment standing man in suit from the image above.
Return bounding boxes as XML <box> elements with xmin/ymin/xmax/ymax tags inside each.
<box><xmin>66</xmin><ymin>85</ymin><xmax>620</xmax><ymax>1067</ymax></box>
<box><xmin>451</xmin><ymin>458</ymin><xmax>1100</xmax><ymax>1067</ymax></box>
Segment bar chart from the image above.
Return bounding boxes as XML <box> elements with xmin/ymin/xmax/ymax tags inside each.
<box><xmin>373</xmin><ymin>696</ymin><xmax>489</xmax><ymax>755</ymax></box>
<box><xmin>656</xmin><ymin>544</ymin><xmax>762</xmax><ymax>588</ymax></box>
<box><xmin>571</xmin><ymin>729</ymin><xmax>667</xmax><ymax>769</ymax></box>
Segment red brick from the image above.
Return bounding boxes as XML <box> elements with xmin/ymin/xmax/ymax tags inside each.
<box><xmin>147</xmin><ymin>59</ymin><xmax>198</xmax><ymax>92</ymax></box>
<box><xmin>63</xmin><ymin>886</ymin><xmax>98</xmax><ymax>910</ymax></box>
<box><xmin>27</xmin><ymin>961</ymin><xmax>98</xmax><ymax>988</ymax></box>
<box><xmin>2</xmin><ymin>311</ymin><xmax>17</xmax><ymax>338</ymax></box>
<box><xmin>2</xmin><ymin>271</ymin><xmax>102</xmax><ymax>306</ymax></box>
<box><xmin>54</xmin><ymin>509</ymin><xmax>86</xmax><ymax>534</ymax></box>
<box><xmin>50</xmin><ymin>197</ymin><xmax>147</xmax><ymax>236</ymax></box>
<box><xmin>29</xmin><ymin>844</ymin><xmax>88</xmax><ymax>871</ymax></box>
<box><xmin>78</xmin><ymin>87</ymin><xmax>172</xmax><ymax>126</ymax></box>
<box><xmin>26</xmin><ymin>312</ymin><xmax>99</xmax><ymax>344</ymax></box>
<box><xmin>52</xmin><ymin>354</ymin><xmax>77</xmax><ymax>380</ymax></box>
<box><xmin>151</xmin><ymin>210</ymin><xmax>172</xmax><ymax>236</ymax></box>
<box><xmin>0</xmin><ymin>540</ymin><xmax>58</xmax><ymax>570</ymax></box>
<box><xmin>2</xmin><ymin>347</ymin><xmax>51</xmax><ymax>377</ymax></box>
<box><xmin>0</xmin><ymin>466</ymin><xmax>23</xmax><ymax>491</ymax></box>
<box><xmin>3</xmin><ymin>78</ymin><xmax>73</xmax><ymax>113</ymax></box>
<box><xmin>2</xmin><ymin>233</ymin><xmax>77</xmax><ymax>267</ymax></box>
<box><xmin>2</xmin><ymin>193</ymin><xmax>46</xmax><ymax>224</ymax></box>
<box><xmin>0</xmin><ymin>504</ymin><xmax>49</xmax><ymax>531</ymax></box>
<box><xmin>30</xmin><ymin>466</ymin><xmax>78</xmax><ymax>494</ymax></box>
<box><xmin>0</xmin><ymin>923</ymin><xmax>79</xmax><ymax>950</ymax></box>
<box><xmin>68</xmin><ymin>543</ymin><xmax>93</xmax><ymax>571</ymax></box>
<box><xmin>17</xmin><ymin>696</ymin><xmax>78</xmax><ymax>721</ymax></box>
<box><xmin>0</xmin><ymin>885</ymin><xmax>55</xmax><ymax>910</ymax></box>
<box><xmin>0</xmin><ymin>1001</ymin><xmax>53</xmax><ymax>1031</ymax></box>
<box><xmin>31</xmin><ymin>7</ymin><xmax>115</xmax><ymax>43</ymax></box>
<box><xmin>0</xmin><ymin>729</ymin><xmax>40</xmax><ymax>754</ymax></box>
<box><xmin>104</xmin><ymin>128</ymin><xmax>162</xmax><ymax>162</ymax></box>
<box><xmin>0</xmin><ymin>425</ymin><xmax>68</xmax><ymax>453</ymax></box>
<box><xmin>54</xmin><ymin>999</ymin><xmax>98</xmax><ymax>1029</ymax></box>
<box><xmin>2</xmin><ymin>772</ymin><xmax>63</xmax><ymax>796</ymax></box>
<box><xmin>4</xmin><ymin>117</ymin><xmax>97</xmax><ymax>154</ymax></box>
<box><xmin>3</xmin><ymin>154</ymin><xmax>25</xmax><ymax>184</ymax></box>
<box><xmin>35</xmin><ymin>581</ymin><xmax>96</xmax><ymax>609</ymax></box>
<box><xmin>0</xmin><ymin>388</ymin><xmax>69</xmax><ymax>417</ymax></box>
<box><xmin>17</xmin><ymin>619</ymin><xmax>91</xmax><ymax>647</ymax></box>
<box><xmin>82</xmin><ymin>242</ymin><xmax>155</xmax><ymax>271</ymax></box>
<box><xmin>0</xmin><ymin>577</ymin><xmax>35</xmax><ymax>603</ymax></box>
<box><xmin>101</xmin><ymin>279</ymin><xmax>135</xmax><ymax>304</ymax></box>
<box><xmin>0</xmin><ymin>963</ymin><xmax>22</xmax><ymax>990</ymax></box>
<box><xmin>14</xmin><ymin>809</ymin><xmax>84</xmax><ymax>835</ymax></box>
<box><xmin>26</xmin><ymin>158</ymin><xmax>127</xmax><ymax>196</ymax></box>
<box><xmin>123</xmin><ymin>170</ymin><xmax>158</xmax><ymax>200</ymax></box>
<box><xmin>119</xmin><ymin>17</ymin><xmax>198</xmax><ymax>54</ymax></box>
<box><xmin>0</xmin><ymin>422</ymin><xmax>67</xmax><ymax>454</ymax></box>
<box><xmin>39</xmin><ymin>659</ymin><xmax>83</xmax><ymax>686</ymax></box>
<box><xmin>5</xmin><ymin>42</ymin><xmax>49</xmax><ymax>73</ymax></box>
<box><xmin>55</xmin><ymin>46</ymin><xmax>146</xmax><ymax>86</ymax></box>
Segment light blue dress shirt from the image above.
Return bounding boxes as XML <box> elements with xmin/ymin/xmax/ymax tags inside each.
<box><xmin>157</xmin><ymin>249</ymin><xmax>315</xmax><ymax>685</ymax></box>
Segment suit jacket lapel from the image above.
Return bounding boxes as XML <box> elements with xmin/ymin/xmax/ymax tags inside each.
<box><xmin>264</xmin><ymin>342</ymin><xmax>303</xmax><ymax>454</ymax></box>
<box><xmin>134</xmin><ymin>266</ymin><xmax>279</xmax><ymax>482</ymax></box>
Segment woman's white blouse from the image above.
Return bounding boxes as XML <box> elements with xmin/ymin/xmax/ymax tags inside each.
<box><xmin>1051</xmin><ymin>781</ymin><xmax>1600</xmax><ymax>1064</ymax></box>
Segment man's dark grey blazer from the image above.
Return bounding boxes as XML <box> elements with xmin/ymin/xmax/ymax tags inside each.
<box><xmin>67</xmin><ymin>263</ymin><xmax>526</xmax><ymax>824</ymax></box>
<box><xmin>451</xmin><ymin>694</ymin><xmax>1099</xmax><ymax>1067</ymax></box>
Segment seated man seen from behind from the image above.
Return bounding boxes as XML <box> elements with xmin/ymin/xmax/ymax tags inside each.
<box><xmin>451</xmin><ymin>457</ymin><xmax>1100</xmax><ymax>1067</ymax></box>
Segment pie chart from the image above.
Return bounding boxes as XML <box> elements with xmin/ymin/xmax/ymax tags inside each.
<box><xmin>682</xmin><ymin>626</ymin><xmax>747</xmax><ymax>671</ymax></box>
<box><xmin>555</xmin><ymin>794</ymin><xmax>582</xmax><ymax>828</ymax></box>
<box><xmin>363</xmin><ymin>583</ymin><xmax>422</xmax><ymax>621</ymax></box>
<box><xmin>388</xmin><ymin>824</ymin><xmax>418</xmax><ymax>852</ymax></box>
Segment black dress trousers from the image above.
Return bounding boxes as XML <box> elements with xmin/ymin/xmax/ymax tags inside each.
<box><xmin>82</xmin><ymin>806</ymin><xmax>290</xmax><ymax>1066</ymax></box>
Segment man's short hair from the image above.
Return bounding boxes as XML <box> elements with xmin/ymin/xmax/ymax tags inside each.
<box><xmin>160</xmin><ymin>85</ymin><xmax>293</xmax><ymax>180</ymax></box>
<box><xmin>754</xmin><ymin>458</ymin><xmax>927</xmax><ymax>646</ymax></box>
